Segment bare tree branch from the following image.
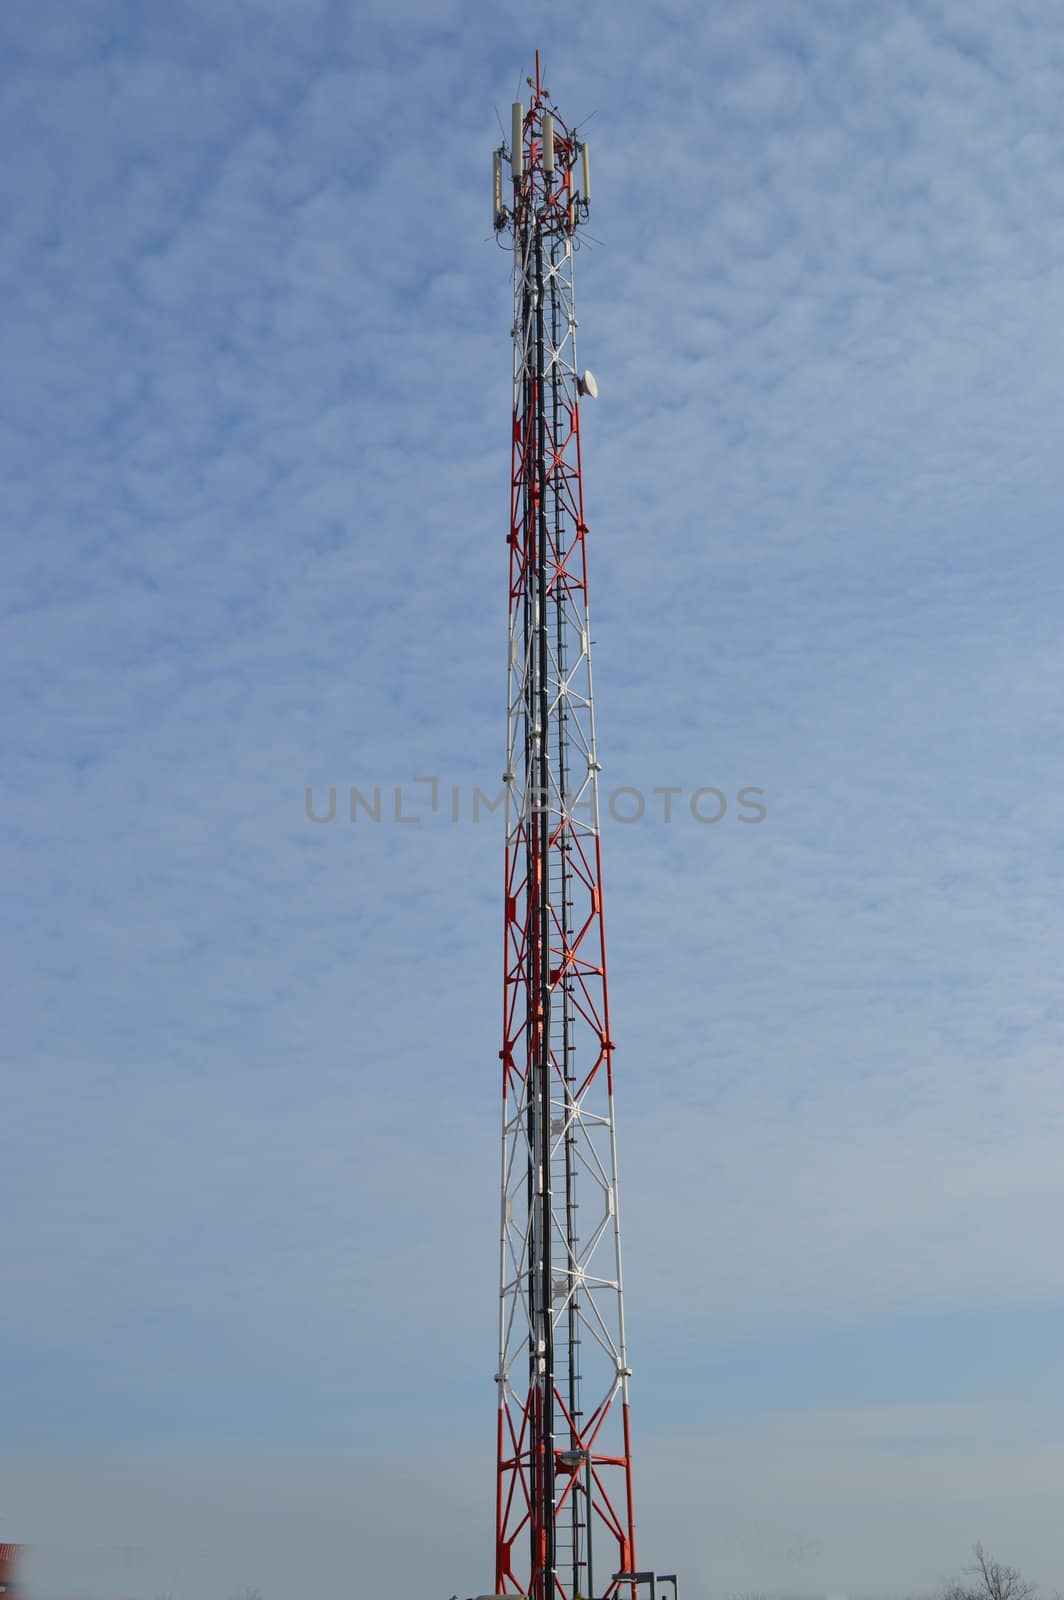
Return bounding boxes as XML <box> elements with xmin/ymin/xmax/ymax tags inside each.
<box><xmin>943</xmin><ymin>1544</ymin><xmax>1037</xmax><ymax>1600</ymax></box>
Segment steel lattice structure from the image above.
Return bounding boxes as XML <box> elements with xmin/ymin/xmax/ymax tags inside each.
<box><xmin>492</xmin><ymin>56</ymin><xmax>636</xmax><ymax>1600</ymax></box>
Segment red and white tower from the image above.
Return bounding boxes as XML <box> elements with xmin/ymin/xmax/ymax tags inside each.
<box><xmin>492</xmin><ymin>56</ymin><xmax>637</xmax><ymax>1600</ymax></box>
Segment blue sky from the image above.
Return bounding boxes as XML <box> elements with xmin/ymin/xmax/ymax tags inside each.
<box><xmin>2</xmin><ymin>0</ymin><xmax>1063</xmax><ymax>1595</ymax></box>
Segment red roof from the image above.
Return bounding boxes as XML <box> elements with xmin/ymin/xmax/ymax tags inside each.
<box><xmin>0</xmin><ymin>1544</ymin><xmax>23</xmax><ymax>1584</ymax></box>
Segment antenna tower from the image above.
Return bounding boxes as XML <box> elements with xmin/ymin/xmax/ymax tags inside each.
<box><xmin>492</xmin><ymin>53</ymin><xmax>637</xmax><ymax>1600</ymax></box>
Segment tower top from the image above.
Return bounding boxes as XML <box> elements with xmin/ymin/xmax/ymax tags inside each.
<box><xmin>491</xmin><ymin>58</ymin><xmax>590</xmax><ymax>237</ymax></box>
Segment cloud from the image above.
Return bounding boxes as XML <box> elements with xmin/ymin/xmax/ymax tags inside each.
<box><xmin>2</xmin><ymin>0</ymin><xmax>1063</xmax><ymax>1589</ymax></box>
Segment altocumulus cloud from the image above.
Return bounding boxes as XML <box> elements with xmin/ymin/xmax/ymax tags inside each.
<box><xmin>1</xmin><ymin>0</ymin><xmax>1063</xmax><ymax>1594</ymax></box>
